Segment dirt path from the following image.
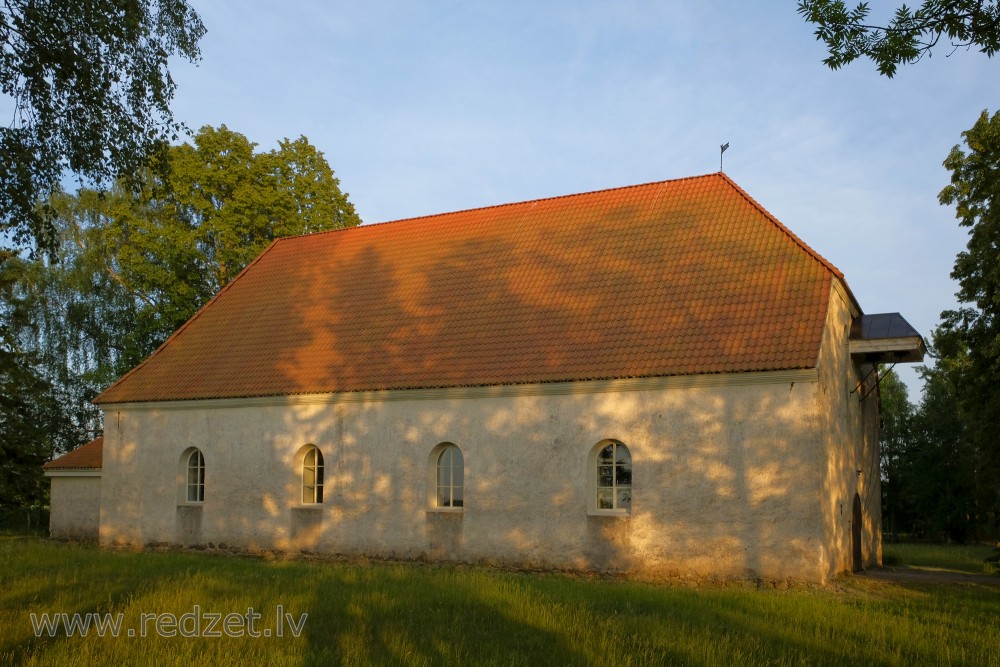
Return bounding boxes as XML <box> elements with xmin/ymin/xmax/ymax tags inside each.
<box><xmin>859</xmin><ymin>567</ymin><xmax>1000</xmax><ymax>587</ymax></box>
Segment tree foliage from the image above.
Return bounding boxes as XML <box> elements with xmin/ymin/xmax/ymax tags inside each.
<box><xmin>883</xmin><ymin>112</ymin><xmax>1000</xmax><ymax>540</ymax></box>
<box><xmin>939</xmin><ymin>110</ymin><xmax>1000</xmax><ymax>379</ymax></box>
<box><xmin>798</xmin><ymin>0</ymin><xmax>1000</xmax><ymax>76</ymax></box>
<box><xmin>934</xmin><ymin>109</ymin><xmax>1000</xmax><ymax>537</ymax></box>
<box><xmin>12</xmin><ymin>125</ymin><xmax>362</xmax><ymax>442</ymax></box>
<box><xmin>892</xmin><ymin>335</ymin><xmax>991</xmax><ymax>540</ymax></box>
<box><xmin>877</xmin><ymin>367</ymin><xmax>912</xmax><ymax>538</ymax></box>
<box><xmin>0</xmin><ymin>0</ymin><xmax>205</xmax><ymax>252</ymax></box>
<box><xmin>0</xmin><ymin>251</ymin><xmax>83</xmax><ymax>515</ymax></box>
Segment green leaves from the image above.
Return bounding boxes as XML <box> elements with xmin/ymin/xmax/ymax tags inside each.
<box><xmin>798</xmin><ymin>0</ymin><xmax>1000</xmax><ymax>76</ymax></box>
<box><xmin>0</xmin><ymin>0</ymin><xmax>205</xmax><ymax>255</ymax></box>
<box><xmin>924</xmin><ymin>109</ymin><xmax>1000</xmax><ymax>540</ymax></box>
<box><xmin>0</xmin><ymin>251</ymin><xmax>83</xmax><ymax>512</ymax></box>
<box><xmin>137</xmin><ymin>125</ymin><xmax>363</xmax><ymax>295</ymax></box>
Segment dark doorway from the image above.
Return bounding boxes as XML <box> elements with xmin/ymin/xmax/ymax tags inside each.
<box><xmin>851</xmin><ymin>493</ymin><xmax>863</xmax><ymax>572</ymax></box>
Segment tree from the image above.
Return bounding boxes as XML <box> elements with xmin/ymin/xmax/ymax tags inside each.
<box><xmin>13</xmin><ymin>125</ymin><xmax>362</xmax><ymax>432</ymax></box>
<box><xmin>903</xmin><ymin>338</ymin><xmax>982</xmax><ymax>541</ymax></box>
<box><xmin>0</xmin><ymin>0</ymin><xmax>205</xmax><ymax>253</ymax></box>
<box><xmin>877</xmin><ymin>367</ymin><xmax>913</xmax><ymax>539</ymax></box>
<box><xmin>0</xmin><ymin>251</ymin><xmax>83</xmax><ymax>524</ymax></box>
<box><xmin>935</xmin><ymin>109</ymin><xmax>1000</xmax><ymax>537</ymax></box>
<box><xmin>798</xmin><ymin>0</ymin><xmax>1000</xmax><ymax>76</ymax></box>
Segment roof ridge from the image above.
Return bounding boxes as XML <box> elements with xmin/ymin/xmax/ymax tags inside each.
<box><xmin>276</xmin><ymin>172</ymin><xmax>725</xmax><ymax>242</ymax></box>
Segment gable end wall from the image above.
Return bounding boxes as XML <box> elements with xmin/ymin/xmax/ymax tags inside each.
<box><xmin>817</xmin><ymin>280</ymin><xmax>881</xmax><ymax>577</ymax></box>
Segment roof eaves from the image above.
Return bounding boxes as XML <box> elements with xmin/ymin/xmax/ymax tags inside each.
<box><xmin>97</xmin><ymin>364</ymin><xmax>821</xmax><ymax>405</ymax></box>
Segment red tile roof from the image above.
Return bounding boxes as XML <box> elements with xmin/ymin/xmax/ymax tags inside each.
<box><xmin>43</xmin><ymin>437</ymin><xmax>103</xmax><ymax>470</ymax></box>
<box><xmin>95</xmin><ymin>173</ymin><xmax>848</xmax><ymax>404</ymax></box>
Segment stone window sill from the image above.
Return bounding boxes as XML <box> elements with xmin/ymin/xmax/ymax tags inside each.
<box><xmin>426</xmin><ymin>507</ymin><xmax>464</xmax><ymax>514</ymax></box>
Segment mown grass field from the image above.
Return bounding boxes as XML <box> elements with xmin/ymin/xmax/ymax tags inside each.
<box><xmin>1</xmin><ymin>537</ymin><xmax>998</xmax><ymax>666</ymax></box>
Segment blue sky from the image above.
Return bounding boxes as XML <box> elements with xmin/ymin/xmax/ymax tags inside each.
<box><xmin>167</xmin><ymin>2</ymin><xmax>993</xmax><ymax>399</ymax></box>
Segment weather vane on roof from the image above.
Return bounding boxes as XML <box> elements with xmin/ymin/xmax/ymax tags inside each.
<box><xmin>720</xmin><ymin>142</ymin><xmax>729</xmax><ymax>172</ymax></box>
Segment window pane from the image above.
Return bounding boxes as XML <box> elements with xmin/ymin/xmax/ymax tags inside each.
<box><xmin>452</xmin><ymin>485</ymin><xmax>463</xmax><ymax>507</ymax></box>
<box><xmin>598</xmin><ymin>444</ymin><xmax>615</xmax><ymax>462</ymax></box>
<box><xmin>303</xmin><ymin>465</ymin><xmax>316</xmax><ymax>488</ymax></box>
<box><xmin>302</xmin><ymin>485</ymin><xmax>313</xmax><ymax>504</ymax></box>
<box><xmin>438</xmin><ymin>447</ymin><xmax>452</xmax><ymax>468</ymax></box>
<box><xmin>598</xmin><ymin>464</ymin><xmax>614</xmax><ymax>487</ymax></box>
<box><xmin>437</xmin><ymin>487</ymin><xmax>451</xmax><ymax>507</ymax></box>
<box><xmin>617</xmin><ymin>488</ymin><xmax>632</xmax><ymax>511</ymax></box>
<box><xmin>616</xmin><ymin>464</ymin><xmax>632</xmax><ymax>486</ymax></box>
<box><xmin>615</xmin><ymin>445</ymin><xmax>631</xmax><ymax>465</ymax></box>
<box><xmin>597</xmin><ymin>488</ymin><xmax>614</xmax><ymax>510</ymax></box>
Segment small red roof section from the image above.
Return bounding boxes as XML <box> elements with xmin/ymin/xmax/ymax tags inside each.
<box><xmin>43</xmin><ymin>437</ymin><xmax>103</xmax><ymax>470</ymax></box>
<box><xmin>95</xmin><ymin>173</ymin><xmax>847</xmax><ymax>404</ymax></box>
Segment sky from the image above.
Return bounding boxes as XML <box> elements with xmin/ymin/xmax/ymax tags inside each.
<box><xmin>164</xmin><ymin>1</ymin><xmax>996</xmax><ymax>400</ymax></box>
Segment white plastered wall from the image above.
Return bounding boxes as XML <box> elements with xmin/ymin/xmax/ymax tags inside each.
<box><xmin>47</xmin><ymin>474</ymin><xmax>101</xmax><ymax>540</ymax></box>
<box><xmin>99</xmin><ymin>362</ymin><xmax>842</xmax><ymax>581</ymax></box>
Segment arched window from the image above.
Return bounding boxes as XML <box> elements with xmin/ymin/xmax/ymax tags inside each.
<box><xmin>435</xmin><ymin>444</ymin><xmax>464</xmax><ymax>508</ymax></box>
<box><xmin>595</xmin><ymin>440</ymin><xmax>631</xmax><ymax>512</ymax></box>
<box><xmin>302</xmin><ymin>446</ymin><xmax>324</xmax><ymax>504</ymax></box>
<box><xmin>186</xmin><ymin>449</ymin><xmax>205</xmax><ymax>503</ymax></box>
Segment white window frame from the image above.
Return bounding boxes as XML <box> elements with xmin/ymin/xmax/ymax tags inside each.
<box><xmin>301</xmin><ymin>445</ymin><xmax>324</xmax><ymax>505</ymax></box>
<box><xmin>186</xmin><ymin>449</ymin><xmax>205</xmax><ymax>504</ymax></box>
<box><xmin>427</xmin><ymin>442</ymin><xmax>464</xmax><ymax>511</ymax></box>
<box><xmin>588</xmin><ymin>439</ymin><xmax>632</xmax><ymax>515</ymax></box>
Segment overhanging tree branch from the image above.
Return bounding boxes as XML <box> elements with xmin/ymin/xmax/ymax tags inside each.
<box><xmin>798</xmin><ymin>0</ymin><xmax>1000</xmax><ymax>76</ymax></box>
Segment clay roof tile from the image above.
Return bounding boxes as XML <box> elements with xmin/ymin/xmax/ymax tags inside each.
<box><xmin>95</xmin><ymin>173</ymin><xmax>848</xmax><ymax>403</ymax></box>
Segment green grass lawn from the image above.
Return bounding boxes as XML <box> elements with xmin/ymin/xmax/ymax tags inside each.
<box><xmin>1</xmin><ymin>537</ymin><xmax>998</xmax><ymax>666</ymax></box>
